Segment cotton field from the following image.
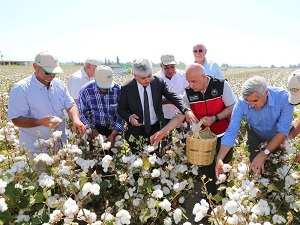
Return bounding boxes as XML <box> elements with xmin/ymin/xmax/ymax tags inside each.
<box><xmin>0</xmin><ymin>65</ymin><xmax>299</xmax><ymax>225</ymax></box>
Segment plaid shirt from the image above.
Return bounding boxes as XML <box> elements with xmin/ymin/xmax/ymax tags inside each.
<box><xmin>78</xmin><ymin>81</ymin><xmax>125</xmax><ymax>132</ymax></box>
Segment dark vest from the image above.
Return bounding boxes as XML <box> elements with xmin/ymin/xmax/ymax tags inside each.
<box><xmin>185</xmin><ymin>76</ymin><xmax>230</xmax><ymax>135</ymax></box>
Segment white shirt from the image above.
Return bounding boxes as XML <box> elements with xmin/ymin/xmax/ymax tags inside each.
<box><xmin>154</xmin><ymin>69</ymin><xmax>189</xmax><ymax>119</ymax></box>
<box><xmin>67</xmin><ymin>68</ymin><xmax>94</xmax><ymax>100</ymax></box>
<box><xmin>137</xmin><ymin>82</ymin><xmax>158</xmax><ymax>125</ymax></box>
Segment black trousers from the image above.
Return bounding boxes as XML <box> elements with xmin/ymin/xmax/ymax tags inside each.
<box><xmin>200</xmin><ymin>136</ymin><xmax>233</xmax><ymax>196</ymax></box>
<box><xmin>125</xmin><ymin>122</ymin><xmax>160</xmax><ymax>153</ymax></box>
<box><xmin>95</xmin><ymin>125</ymin><xmax>113</xmax><ymax>137</ymax></box>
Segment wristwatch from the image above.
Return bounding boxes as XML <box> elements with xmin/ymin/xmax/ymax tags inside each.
<box><xmin>214</xmin><ymin>114</ymin><xmax>220</xmax><ymax>122</ymax></box>
<box><xmin>183</xmin><ymin>108</ymin><xmax>191</xmax><ymax>114</ymax></box>
<box><xmin>263</xmin><ymin>149</ymin><xmax>270</xmax><ymax>155</ymax></box>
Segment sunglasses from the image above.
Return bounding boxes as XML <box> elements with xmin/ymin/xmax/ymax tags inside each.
<box><xmin>193</xmin><ymin>49</ymin><xmax>205</xmax><ymax>53</ymax></box>
<box><xmin>40</xmin><ymin>67</ymin><xmax>53</xmax><ymax>75</ymax></box>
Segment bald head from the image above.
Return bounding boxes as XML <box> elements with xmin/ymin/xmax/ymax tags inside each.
<box><xmin>185</xmin><ymin>63</ymin><xmax>208</xmax><ymax>92</ymax></box>
<box><xmin>186</xmin><ymin>63</ymin><xmax>206</xmax><ymax>77</ymax></box>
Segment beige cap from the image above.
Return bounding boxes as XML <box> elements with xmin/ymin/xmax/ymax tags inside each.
<box><xmin>85</xmin><ymin>58</ymin><xmax>102</xmax><ymax>66</ymax></box>
<box><xmin>35</xmin><ymin>51</ymin><xmax>63</xmax><ymax>74</ymax></box>
<box><xmin>161</xmin><ymin>53</ymin><xmax>177</xmax><ymax>66</ymax></box>
<box><xmin>287</xmin><ymin>69</ymin><xmax>300</xmax><ymax>105</ymax></box>
<box><xmin>95</xmin><ymin>66</ymin><xmax>114</xmax><ymax>89</ymax></box>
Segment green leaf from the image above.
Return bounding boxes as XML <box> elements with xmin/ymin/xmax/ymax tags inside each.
<box><xmin>267</xmin><ymin>183</ymin><xmax>280</xmax><ymax>193</ymax></box>
<box><xmin>34</xmin><ymin>190</ymin><xmax>45</xmax><ymax>203</ymax></box>
<box><xmin>212</xmin><ymin>193</ymin><xmax>223</xmax><ymax>203</ymax></box>
<box><xmin>79</xmin><ymin>178</ymin><xmax>88</xmax><ymax>189</ymax></box>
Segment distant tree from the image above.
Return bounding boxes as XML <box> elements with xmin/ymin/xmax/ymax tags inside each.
<box><xmin>107</xmin><ymin>59</ymin><xmax>111</xmax><ymax>65</ymax></box>
<box><xmin>178</xmin><ymin>61</ymin><xmax>186</xmax><ymax>66</ymax></box>
<box><xmin>271</xmin><ymin>65</ymin><xmax>276</xmax><ymax>68</ymax></box>
<box><xmin>105</xmin><ymin>58</ymin><xmax>107</xmax><ymax>65</ymax></box>
<box><xmin>116</xmin><ymin>56</ymin><xmax>120</xmax><ymax>65</ymax></box>
<box><xmin>221</xmin><ymin>63</ymin><xmax>229</xmax><ymax>68</ymax></box>
<box><xmin>298</xmin><ymin>63</ymin><xmax>300</xmax><ymax>68</ymax></box>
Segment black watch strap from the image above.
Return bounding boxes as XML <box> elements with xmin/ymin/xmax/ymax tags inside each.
<box><xmin>215</xmin><ymin>114</ymin><xmax>220</xmax><ymax>122</ymax></box>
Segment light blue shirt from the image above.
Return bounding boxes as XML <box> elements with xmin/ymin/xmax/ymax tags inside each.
<box><xmin>203</xmin><ymin>59</ymin><xmax>225</xmax><ymax>79</ymax></box>
<box><xmin>8</xmin><ymin>74</ymin><xmax>76</xmax><ymax>152</ymax></box>
<box><xmin>221</xmin><ymin>87</ymin><xmax>294</xmax><ymax>147</ymax></box>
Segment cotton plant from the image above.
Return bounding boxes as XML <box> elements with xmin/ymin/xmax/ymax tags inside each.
<box><xmin>1</xmin><ymin>113</ymin><xmax>300</xmax><ymax>224</ymax></box>
<box><xmin>201</xmin><ymin>139</ymin><xmax>300</xmax><ymax>225</ymax></box>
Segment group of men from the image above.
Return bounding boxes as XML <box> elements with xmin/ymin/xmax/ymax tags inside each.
<box><xmin>7</xmin><ymin>45</ymin><xmax>300</xmax><ymax>201</ymax></box>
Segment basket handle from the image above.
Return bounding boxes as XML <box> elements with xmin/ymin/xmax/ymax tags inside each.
<box><xmin>192</xmin><ymin>119</ymin><xmax>205</xmax><ymax>139</ymax></box>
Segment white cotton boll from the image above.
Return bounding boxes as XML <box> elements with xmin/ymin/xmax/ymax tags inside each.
<box><xmin>164</xmin><ymin>217</ymin><xmax>172</xmax><ymax>225</ymax></box>
<box><xmin>259</xmin><ymin>178</ymin><xmax>270</xmax><ymax>187</ymax></box>
<box><xmin>224</xmin><ymin>200</ymin><xmax>239</xmax><ymax>215</ymax></box>
<box><xmin>116</xmin><ymin>209</ymin><xmax>131</xmax><ymax>224</ymax></box>
<box><xmin>225</xmin><ymin>214</ymin><xmax>239</xmax><ymax>225</ymax></box>
<box><xmin>175</xmin><ymin>164</ymin><xmax>188</xmax><ymax>173</ymax></box>
<box><xmin>137</xmin><ymin>177</ymin><xmax>144</xmax><ymax>186</ymax></box>
<box><xmin>11</xmin><ymin>161</ymin><xmax>26</xmax><ymax>173</ymax></box>
<box><xmin>237</xmin><ymin>163</ymin><xmax>248</xmax><ymax>174</ymax></box>
<box><xmin>143</xmin><ymin>145</ymin><xmax>157</xmax><ymax>153</ymax></box>
<box><xmin>133</xmin><ymin>198</ymin><xmax>141</xmax><ymax>207</ymax></box>
<box><xmin>50</xmin><ymin>116</ymin><xmax>62</xmax><ymax>123</ymax></box>
<box><xmin>62</xmin><ymin>198</ymin><xmax>79</xmax><ymax>217</ymax></box>
<box><xmin>147</xmin><ymin>198</ymin><xmax>156</xmax><ymax>208</ymax></box>
<box><xmin>102</xmin><ymin>155</ymin><xmax>113</xmax><ymax>173</ymax></box>
<box><xmin>102</xmin><ymin>142</ymin><xmax>111</xmax><ymax>150</ymax></box>
<box><xmin>173</xmin><ymin>208</ymin><xmax>183</xmax><ymax>224</ymax></box>
<box><xmin>38</xmin><ymin>173</ymin><xmax>55</xmax><ymax>188</ymax></box>
<box><xmin>183</xmin><ymin>222</ymin><xmax>192</xmax><ymax>225</ymax></box>
<box><xmin>119</xmin><ymin>173</ymin><xmax>127</xmax><ymax>182</ymax></box>
<box><xmin>173</xmin><ymin>181</ymin><xmax>186</xmax><ymax>192</ymax></box>
<box><xmin>122</xmin><ymin>155</ymin><xmax>132</xmax><ymax>164</ymax></box>
<box><xmin>34</xmin><ymin>153</ymin><xmax>54</xmax><ymax>166</ymax></box>
<box><xmin>82</xmin><ymin>182</ymin><xmax>100</xmax><ymax>197</ymax></box>
<box><xmin>0</xmin><ymin>179</ymin><xmax>8</xmax><ymax>194</ymax></box>
<box><xmin>179</xmin><ymin>196</ymin><xmax>185</xmax><ymax>204</ymax></box>
<box><xmin>263</xmin><ymin>222</ymin><xmax>272</xmax><ymax>225</ymax></box>
<box><xmin>0</xmin><ymin>198</ymin><xmax>8</xmax><ymax>212</ymax></box>
<box><xmin>191</xmin><ymin>165</ymin><xmax>199</xmax><ymax>175</ymax></box>
<box><xmin>162</xmin><ymin>186</ymin><xmax>170</xmax><ymax>195</ymax></box>
<box><xmin>52</xmin><ymin>130</ymin><xmax>62</xmax><ymax>139</ymax></box>
<box><xmin>272</xmin><ymin>214</ymin><xmax>286</xmax><ymax>224</ymax></box>
<box><xmin>159</xmin><ymin>199</ymin><xmax>172</xmax><ymax>211</ymax></box>
<box><xmin>133</xmin><ymin>158</ymin><xmax>143</xmax><ymax>168</ymax></box>
<box><xmin>101</xmin><ymin>212</ymin><xmax>114</xmax><ymax>221</ymax></box>
<box><xmin>194</xmin><ymin>211</ymin><xmax>204</xmax><ymax>222</ymax></box>
<box><xmin>222</xmin><ymin>164</ymin><xmax>232</xmax><ymax>173</ymax></box>
<box><xmin>152</xmin><ymin>189</ymin><xmax>163</xmax><ymax>199</ymax></box>
<box><xmin>151</xmin><ymin>169</ymin><xmax>161</xmax><ymax>178</ymax></box>
<box><xmin>148</xmin><ymin>155</ymin><xmax>157</xmax><ymax>165</ymax></box>
<box><xmin>216</xmin><ymin>174</ymin><xmax>227</xmax><ymax>184</ymax></box>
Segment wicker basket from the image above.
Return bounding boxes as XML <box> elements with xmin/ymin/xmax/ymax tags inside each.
<box><xmin>186</xmin><ymin>121</ymin><xmax>217</xmax><ymax>166</ymax></box>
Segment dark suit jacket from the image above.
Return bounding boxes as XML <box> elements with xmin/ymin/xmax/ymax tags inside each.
<box><xmin>117</xmin><ymin>76</ymin><xmax>188</xmax><ymax>138</ymax></box>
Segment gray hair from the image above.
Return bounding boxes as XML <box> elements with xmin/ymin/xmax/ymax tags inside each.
<box><xmin>242</xmin><ymin>76</ymin><xmax>268</xmax><ymax>98</ymax></box>
<box><xmin>132</xmin><ymin>59</ymin><xmax>152</xmax><ymax>76</ymax></box>
<box><xmin>193</xmin><ymin>43</ymin><xmax>207</xmax><ymax>51</ymax></box>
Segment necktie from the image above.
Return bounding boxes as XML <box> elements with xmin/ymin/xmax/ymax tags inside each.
<box><xmin>144</xmin><ymin>86</ymin><xmax>151</xmax><ymax>133</ymax></box>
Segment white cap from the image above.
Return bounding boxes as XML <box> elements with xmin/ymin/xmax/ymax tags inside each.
<box><xmin>287</xmin><ymin>69</ymin><xmax>300</xmax><ymax>105</ymax></box>
<box><xmin>95</xmin><ymin>66</ymin><xmax>114</xmax><ymax>89</ymax></box>
<box><xmin>85</xmin><ymin>58</ymin><xmax>102</xmax><ymax>66</ymax></box>
<box><xmin>161</xmin><ymin>53</ymin><xmax>177</xmax><ymax>66</ymax></box>
<box><xmin>35</xmin><ymin>51</ymin><xmax>63</xmax><ymax>74</ymax></box>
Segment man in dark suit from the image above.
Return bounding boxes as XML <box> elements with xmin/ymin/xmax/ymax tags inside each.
<box><xmin>117</xmin><ymin>58</ymin><xmax>196</xmax><ymax>152</ymax></box>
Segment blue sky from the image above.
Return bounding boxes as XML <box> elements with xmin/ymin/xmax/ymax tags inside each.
<box><xmin>1</xmin><ymin>0</ymin><xmax>299</xmax><ymax>67</ymax></box>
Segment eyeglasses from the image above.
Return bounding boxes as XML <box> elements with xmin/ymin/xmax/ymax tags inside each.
<box><xmin>40</xmin><ymin>67</ymin><xmax>53</xmax><ymax>75</ymax></box>
<box><xmin>193</xmin><ymin>49</ymin><xmax>205</xmax><ymax>53</ymax></box>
